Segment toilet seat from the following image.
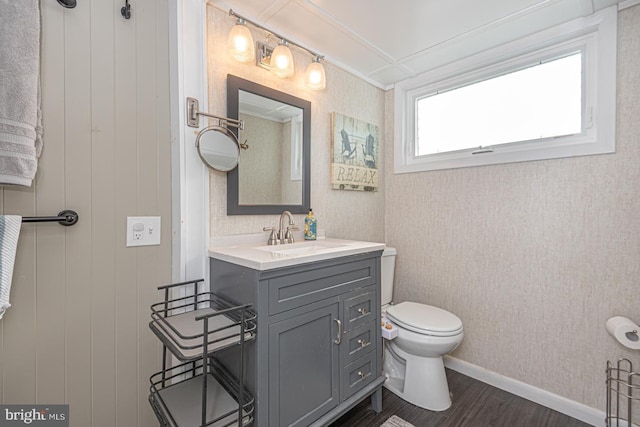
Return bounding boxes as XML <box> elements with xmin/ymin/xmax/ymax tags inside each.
<box><xmin>386</xmin><ymin>302</ymin><xmax>463</xmax><ymax>337</ymax></box>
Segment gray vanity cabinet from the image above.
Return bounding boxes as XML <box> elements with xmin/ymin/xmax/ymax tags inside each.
<box><xmin>210</xmin><ymin>250</ymin><xmax>385</xmax><ymax>427</ymax></box>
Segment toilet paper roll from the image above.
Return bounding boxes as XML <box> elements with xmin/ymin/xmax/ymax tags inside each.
<box><xmin>606</xmin><ymin>316</ymin><xmax>640</xmax><ymax>350</ymax></box>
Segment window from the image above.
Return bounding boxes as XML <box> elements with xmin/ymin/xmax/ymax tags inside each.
<box><xmin>416</xmin><ymin>52</ymin><xmax>583</xmax><ymax>155</ymax></box>
<box><xmin>394</xmin><ymin>7</ymin><xmax>617</xmax><ymax>173</ymax></box>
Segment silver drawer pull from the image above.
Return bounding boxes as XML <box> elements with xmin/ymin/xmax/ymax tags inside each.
<box><xmin>357</xmin><ymin>339</ymin><xmax>368</xmax><ymax>348</ymax></box>
<box><xmin>334</xmin><ymin>319</ymin><xmax>342</xmax><ymax>345</ymax></box>
<box><xmin>357</xmin><ymin>308</ymin><xmax>368</xmax><ymax>316</ymax></box>
<box><xmin>357</xmin><ymin>370</ymin><xmax>369</xmax><ymax>380</ymax></box>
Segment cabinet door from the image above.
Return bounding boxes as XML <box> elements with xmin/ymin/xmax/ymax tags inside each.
<box><xmin>268</xmin><ymin>302</ymin><xmax>340</xmax><ymax>427</ymax></box>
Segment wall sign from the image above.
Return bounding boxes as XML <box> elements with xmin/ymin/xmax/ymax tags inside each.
<box><xmin>331</xmin><ymin>112</ymin><xmax>379</xmax><ymax>192</ymax></box>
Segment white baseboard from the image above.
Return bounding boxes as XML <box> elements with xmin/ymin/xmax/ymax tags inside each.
<box><xmin>443</xmin><ymin>356</ymin><xmax>605</xmax><ymax>427</ymax></box>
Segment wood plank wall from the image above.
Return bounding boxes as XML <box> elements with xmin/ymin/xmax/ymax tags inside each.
<box><xmin>0</xmin><ymin>1</ymin><xmax>172</xmax><ymax>426</ymax></box>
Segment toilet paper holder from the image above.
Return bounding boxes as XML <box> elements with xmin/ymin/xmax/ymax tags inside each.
<box><xmin>626</xmin><ymin>329</ymin><xmax>639</xmax><ymax>342</ymax></box>
<box><xmin>606</xmin><ymin>316</ymin><xmax>640</xmax><ymax>350</ymax></box>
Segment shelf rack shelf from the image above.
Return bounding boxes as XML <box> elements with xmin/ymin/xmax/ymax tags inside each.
<box><xmin>150</xmin><ymin>358</ymin><xmax>254</xmax><ymax>427</ymax></box>
<box><xmin>148</xmin><ymin>279</ymin><xmax>256</xmax><ymax>427</ymax></box>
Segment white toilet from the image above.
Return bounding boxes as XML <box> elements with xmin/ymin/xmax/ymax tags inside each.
<box><xmin>381</xmin><ymin>247</ymin><xmax>464</xmax><ymax>411</ymax></box>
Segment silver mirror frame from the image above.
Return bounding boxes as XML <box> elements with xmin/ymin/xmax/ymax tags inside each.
<box><xmin>195</xmin><ymin>125</ymin><xmax>241</xmax><ymax>172</ymax></box>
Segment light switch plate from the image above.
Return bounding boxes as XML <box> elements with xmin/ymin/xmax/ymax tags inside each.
<box><xmin>126</xmin><ymin>216</ymin><xmax>161</xmax><ymax>247</ymax></box>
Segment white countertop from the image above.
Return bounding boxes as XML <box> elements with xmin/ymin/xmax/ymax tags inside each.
<box><xmin>209</xmin><ymin>232</ymin><xmax>385</xmax><ymax>271</ymax></box>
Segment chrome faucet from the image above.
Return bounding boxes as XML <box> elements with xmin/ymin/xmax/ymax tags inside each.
<box><xmin>278</xmin><ymin>210</ymin><xmax>298</xmax><ymax>244</ymax></box>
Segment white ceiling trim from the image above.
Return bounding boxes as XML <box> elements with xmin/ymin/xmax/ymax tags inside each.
<box><xmin>286</xmin><ymin>1</ymin><xmax>396</xmax><ymax>68</ymax></box>
<box><xmin>207</xmin><ymin>0</ymin><xmax>630</xmax><ymax>89</ymax></box>
<box><xmin>298</xmin><ymin>0</ymin><xmax>400</xmax><ymax>64</ymax></box>
<box><xmin>387</xmin><ymin>0</ymin><xmax>604</xmax><ymax>82</ymax></box>
<box><xmin>296</xmin><ymin>1</ymin><xmax>419</xmax><ymax>85</ymax></box>
<box><xmin>207</xmin><ymin>2</ymin><xmax>393</xmax><ymax>89</ymax></box>
<box><xmin>619</xmin><ymin>0</ymin><xmax>640</xmax><ymax>8</ymax></box>
<box><xmin>253</xmin><ymin>0</ymin><xmax>288</xmax><ymax>22</ymax></box>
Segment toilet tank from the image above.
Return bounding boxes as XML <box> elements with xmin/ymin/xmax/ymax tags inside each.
<box><xmin>381</xmin><ymin>247</ymin><xmax>397</xmax><ymax>306</ymax></box>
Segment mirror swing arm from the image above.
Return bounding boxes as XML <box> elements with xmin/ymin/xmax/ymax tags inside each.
<box><xmin>186</xmin><ymin>97</ymin><xmax>248</xmax><ymax>172</ymax></box>
<box><xmin>186</xmin><ymin>97</ymin><xmax>244</xmax><ymax>133</ymax></box>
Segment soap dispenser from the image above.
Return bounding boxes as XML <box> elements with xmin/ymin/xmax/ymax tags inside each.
<box><xmin>304</xmin><ymin>209</ymin><xmax>317</xmax><ymax>240</ymax></box>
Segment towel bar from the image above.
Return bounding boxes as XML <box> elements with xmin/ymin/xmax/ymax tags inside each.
<box><xmin>22</xmin><ymin>210</ymin><xmax>79</xmax><ymax>226</ymax></box>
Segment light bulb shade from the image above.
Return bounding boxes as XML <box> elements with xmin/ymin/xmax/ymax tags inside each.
<box><xmin>228</xmin><ymin>23</ymin><xmax>255</xmax><ymax>62</ymax></box>
<box><xmin>271</xmin><ymin>44</ymin><xmax>294</xmax><ymax>78</ymax></box>
<box><xmin>305</xmin><ymin>60</ymin><xmax>326</xmax><ymax>90</ymax></box>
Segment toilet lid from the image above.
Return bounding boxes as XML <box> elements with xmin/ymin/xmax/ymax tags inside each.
<box><xmin>386</xmin><ymin>302</ymin><xmax>463</xmax><ymax>337</ymax></box>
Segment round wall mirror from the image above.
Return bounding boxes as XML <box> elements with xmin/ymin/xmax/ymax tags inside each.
<box><xmin>195</xmin><ymin>126</ymin><xmax>241</xmax><ymax>171</ymax></box>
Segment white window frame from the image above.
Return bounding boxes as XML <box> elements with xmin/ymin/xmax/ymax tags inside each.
<box><xmin>394</xmin><ymin>6</ymin><xmax>617</xmax><ymax>174</ymax></box>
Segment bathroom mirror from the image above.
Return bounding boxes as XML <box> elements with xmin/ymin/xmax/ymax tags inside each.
<box><xmin>195</xmin><ymin>126</ymin><xmax>241</xmax><ymax>172</ymax></box>
<box><xmin>227</xmin><ymin>75</ymin><xmax>311</xmax><ymax>215</ymax></box>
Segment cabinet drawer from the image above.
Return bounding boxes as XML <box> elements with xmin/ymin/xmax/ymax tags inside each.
<box><xmin>267</xmin><ymin>258</ymin><xmax>376</xmax><ymax>315</ymax></box>
<box><xmin>343</xmin><ymin>288</ymin><xmax>376</xmax><ymax>331</ymax></box>
<box><xmin>341</xmin><ymin>321</ymin><xmax>376</xmax><ymax>366</ymax></box>
<box><xmin>341</xmin><ymin>351</ymin><xmax>377</xmax><ymax>401</ymax></box>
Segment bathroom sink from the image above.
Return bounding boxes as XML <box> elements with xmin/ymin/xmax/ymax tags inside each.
<box><xmin>254</xmin><ymin>240</ymin><xmax>349</xmax><ymax>256</ymax></box>
<box><xmin>209</xmin><ymin>236</ymin><xmax>385</xmax><ymax>270</ymax></box>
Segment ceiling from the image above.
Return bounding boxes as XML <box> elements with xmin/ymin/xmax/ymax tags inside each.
<box><xmin>208</xmin><ymin>0</ymin><xmax>627</xmax><ymax>89</ymax></box>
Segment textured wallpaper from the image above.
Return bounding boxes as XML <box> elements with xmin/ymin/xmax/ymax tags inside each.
<box><xmin>384</xmin><ymin>5</ymin><xmax>640</xmax><ymax>411</ymax></box>
<box><xmin>206</xmin><ymin>6</ymin><xmax>386</xmax><ymax>244</ymax></box>
<box><xmin>208</xmin><ymin>2</ymin><xmax>640</xmax><ymax>414</ymax></box>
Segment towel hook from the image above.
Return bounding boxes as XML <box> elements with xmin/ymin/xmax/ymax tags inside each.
<box><xmin>57</xmin><ymin>0</ymin><xmax>76</xmax><ymax>8</ymax></box>
<box><xmin>121</xmin><ymin>0</ymin><xmax>132</xmax><ymax>19</ymax></box>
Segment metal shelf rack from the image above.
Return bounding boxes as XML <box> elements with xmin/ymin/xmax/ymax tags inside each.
<box><xmin>148</xmin><ymin>279</ymin><xmax>256</xmax><ymax>427</ymax></box>
<box><xmin>606</xmin><ymin>358</ymin><xmax>639</xmax><ymax>427</ymax></box>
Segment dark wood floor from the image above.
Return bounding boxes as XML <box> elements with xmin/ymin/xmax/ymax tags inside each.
<box><xmin>330</xmin><ymin>369</ymin><xmax>592</xmax><ymax>427</ymax></box>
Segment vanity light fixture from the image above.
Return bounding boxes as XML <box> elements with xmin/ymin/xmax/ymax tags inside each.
<box><xmin>228</xmin><ymin>18</ymin><xmax>255</xmax><ymax>62</ymax></box>
<box><xmin>271</xmin><ymin>39</ymin><xmax>295</xmax><ymax>78</ymax></box>
<box><xmin>305</xmin><ymin>56</ymin><xmax>326</xmax><ymax>91</ymax></box>
<box><xmin>227</xmin><ymin>9</ymin><xmax>327</xmax><ymax>90</ymax></box>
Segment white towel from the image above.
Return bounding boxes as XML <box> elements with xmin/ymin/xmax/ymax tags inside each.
<box><xmin>0</xmin><ymin>215</ymin><xmax>21</xmax><ymax>319</ymax></box>
<box><xmin>0</xmin><ymin>0</ymin><xmax>43</xmax><ymax>186</ymax></box>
